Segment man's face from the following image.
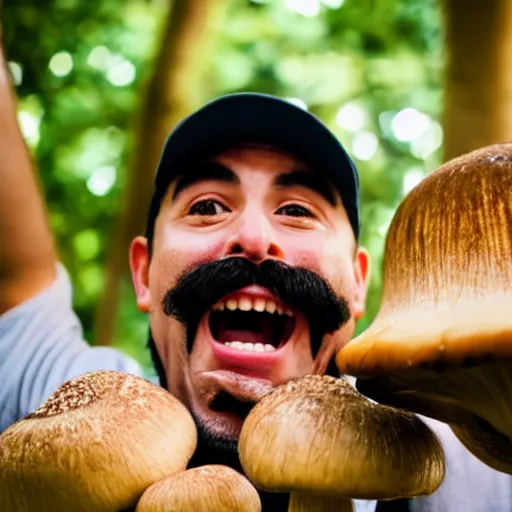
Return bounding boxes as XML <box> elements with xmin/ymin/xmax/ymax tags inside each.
<box><xmin>130</xmin><ymin>144</ymin><xmax>369</xmax><ymax>445</ymax></box>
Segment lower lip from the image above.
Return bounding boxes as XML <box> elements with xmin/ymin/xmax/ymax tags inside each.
<box><xmin>210</xmin><ymin>339</ymin><xmax>285</xmax><ymax>373</ymax></box>
<box><xmin>201</xmin><ymin>369</ymin><xmax>274</xmax><ymax>402</ymax></box>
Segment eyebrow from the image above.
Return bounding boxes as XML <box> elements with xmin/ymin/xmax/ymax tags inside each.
<box><xmin>172</xmin><ymin>162</ymin><xmax>240</xmax><ymax>200</ymax></box>
<box><xmin>274</xmin><ymin>170</ymin><xmax>337</xmax><ymax>206</ymax></box>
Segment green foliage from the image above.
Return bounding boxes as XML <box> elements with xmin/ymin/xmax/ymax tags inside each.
<box><xmin>3</xmin><ymin>0</ymin><xmax>443</xmax><ymax>368</ymax></box>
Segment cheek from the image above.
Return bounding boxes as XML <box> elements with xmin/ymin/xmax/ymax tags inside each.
<box><xmin>286</xmin><ymin>235</ymin><xmax>356</xmax><ymax>296</ymax></box>
<box><xmin>148</xmin><ymin>251</ymin><xmax>187</xmax><ymax>307</ymax></box>
<box><xmin>149</xmin><ymin>229</ymin><xmax>228</xmax><ymax>302</ymax></box>
<box><xmin>281</xmin><ymin>231</ymin><xmax>328</xmax><ymax>268</ymax></box>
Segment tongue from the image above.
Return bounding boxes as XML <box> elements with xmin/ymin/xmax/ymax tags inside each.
<box><xmin>221</xmin><ymin>329</ymin><xmax>266</xmax><ymax>344</ymax></box>
<box><xmin>261</xmin><ymin>315</ymin><xmax>279</xmax><ymax>345</ymax></box>
<box><xmin>217</xmin><ymin>314</ymin><xmax>282</xmax><ymax>346</ymax></box>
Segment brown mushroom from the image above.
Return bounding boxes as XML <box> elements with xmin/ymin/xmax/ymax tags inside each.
<box><xmin>238</xmin><ymin>375</ymin><xmax>445</xmax><ymax>512</ymax></box>
<box><xmin>337</xmin><ymin>143</ymin><xmax>512</xmax><ymax>474</ymax></box>
<box><xmin>0</xmin><ymin>371</ymin><xmax>197</xmax><ymax>511</ymax></box>
<box><xmin>135</xmin><ymin>464</ymin><xmax>261</xmax><ymax>512</ymax></box>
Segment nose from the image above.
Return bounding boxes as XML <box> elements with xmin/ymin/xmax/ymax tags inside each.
<box><xmin>223</xmin><ymin>209</ymin><xmax>285</xmax><ymax>263</ymax></box>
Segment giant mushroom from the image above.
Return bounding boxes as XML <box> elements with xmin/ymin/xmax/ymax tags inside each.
<box><xmin>136</xmin><ymin>464</ymin><xmax>261</xmax><ymax>512</ymax></box>
<box><xmin>337</xmin><ymin>143</ymin><xmax>512</xmax><ymax>474</ymax></box>
<box><xmin>0</xmin><ymin>371</ymin><xmax>197</xmax><ymax>511</ymax></box>
<box><xmin>239</xmin><ymin>374</ymin><xmax>445</xmax><ymax>511</ymax></box>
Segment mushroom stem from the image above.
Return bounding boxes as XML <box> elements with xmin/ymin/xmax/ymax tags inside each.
<box><xmin>288</xmin><ymin>492</ymin><xmax>353</xmax><ymax>512</ymax></box>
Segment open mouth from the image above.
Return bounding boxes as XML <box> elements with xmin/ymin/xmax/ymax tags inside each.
<box><xmin>208</xmin><ymin>295</ymin><xmax>296</xmax><ymax>352</ymax></box>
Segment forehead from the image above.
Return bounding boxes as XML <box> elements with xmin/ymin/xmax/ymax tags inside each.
<box><xmin>168</xmin><ymin>143</ymin><xmax>339</xmax><ymax>206</ymax></box>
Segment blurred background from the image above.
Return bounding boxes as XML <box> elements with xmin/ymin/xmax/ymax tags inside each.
<box><xmin>3</xmin><ymin>0</ymin><xmax>510</xmax><ymax>374</ymax></box>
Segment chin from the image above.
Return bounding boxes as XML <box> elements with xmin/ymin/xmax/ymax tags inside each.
<box><xmin>187</xmin><ymin>406</ymin><xmax>247</xmax><ymax>472</ymax></box>
<box><xmin>195</xmin><ymin>408</ymin><xmax>244</xmax><ymax>441</ymax></box>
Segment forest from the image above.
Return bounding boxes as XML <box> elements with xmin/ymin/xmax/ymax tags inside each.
<box><xmin>3</xmin><ymin>0</ymin><xmax>510</xmax><ymax>374</ymax></box>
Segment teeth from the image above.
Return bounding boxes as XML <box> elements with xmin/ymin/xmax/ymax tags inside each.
<box><xmin>253</xmin><ymin>298</ymin><xmax>266</xmax><ymax>312</ymax></box>
<box><xmin>212</xmin><ymin>297</ymin><xmax>293</xmax><ymax>316</ymax></box>
<box><xmin>224</xmin><ymin>341</ymin><xmax>276</xmax><ymax>352</ymax></box>
<box><xmin>238</xmin><ymin>297</ymin><xmax>252</xmax><ymax>311</ymax></box>
<box><xmin>225</xmin><ymin>299</ymin><xmax>238</xmax><ymax>311</ymax></box>
<box><xmin>265</xmin><ymin>301</ymin><xmax>277</xmax><ymax>314</ymax></box>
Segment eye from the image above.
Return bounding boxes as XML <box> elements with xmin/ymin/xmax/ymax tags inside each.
<box><xmin>275</xmin><ymin>204</ymin><xmax>315</xmax><ymax>218</ymax></box>
<box><xmin>188</xmin><ymin>199</ymin><xmax>230</xmax><ymax>216</ymax></box>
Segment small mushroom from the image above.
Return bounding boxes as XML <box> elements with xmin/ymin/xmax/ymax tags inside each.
<box><xmin>336</xmin><ymin>143</ymin><xmax>512</xmax><ymax>473</ymax></box>
<box><xmin>0</xmin><ymin>371</ymin><xmax>197</xmax><ymax>512</ymax></box>
<box><xmin>135</xmin><ymin>464</ymin><xmax>261</xmax><ymax>511</ymax></box>
<box><xmin>238</xmin><ymin>375</ymin><xmax>445</xmax><ymax>512</ymax></box>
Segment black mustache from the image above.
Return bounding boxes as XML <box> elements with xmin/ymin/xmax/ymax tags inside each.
<box><xmin>162</xmin><ymin>257</ymin><xmax>350</xmax><ymax>349</ymax></box>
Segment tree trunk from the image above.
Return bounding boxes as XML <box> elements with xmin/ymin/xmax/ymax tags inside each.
<box><xmin>442</xmin><ymin>0</ymin><xmax>512</xmax><ymax>162</ymax></box>
<box><xmin>93</xmin><ymin>0</ymin><xmax>228</xmax><ymax>346</ymax></box>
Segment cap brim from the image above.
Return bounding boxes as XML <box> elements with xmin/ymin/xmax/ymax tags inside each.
<box><xmin>148</xmin><ymin>93</ymin><xmax>359</xmax><ymax>238</ymax></box>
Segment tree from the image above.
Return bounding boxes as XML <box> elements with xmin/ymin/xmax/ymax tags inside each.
<box><xmin>93</xmin><ymin>0</ymin><xmax>229</xmax><ymax>347</ymax></box>
<box><xmin>442</xmin><ymin>0</ymin><xmax>512</xmax><ymax>162</ymax></box>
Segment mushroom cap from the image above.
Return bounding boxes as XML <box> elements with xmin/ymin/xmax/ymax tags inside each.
<box><xmin>336</xmin><ymin>144</ymin><xmax>512</xmax><ymax>473</ymax></box>
<box><xmin>338</xmin><ymin>144</ymin><xmax>512</xmax><ymax>378</ymax></box>
<box><xmin>238</xmin><ymin>375</ymin><xmax>445</xmax><ymax>500</ymax></box>
<box><xmin>0</xmin><ymin>371</ymin><xmax>197</xmax><ymax>512</ymax></box>
<box><xmin>136</xmin><ymin>464</ymin><xmax>261</xmax><ymax>512</ymax></box>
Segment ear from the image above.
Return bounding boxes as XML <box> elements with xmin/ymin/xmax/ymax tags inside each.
<box><xmin>129</xmin><ymin>236</ymin><xmax>151</xmax><ymax>313</ymax></box>
<box><xmin>351</xmin><ymin>246</ymin><xmax>371</xmax><ymax>320</ymax></box>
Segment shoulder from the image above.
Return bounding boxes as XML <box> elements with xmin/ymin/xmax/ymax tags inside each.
<box><xmin>0</xmin><ymin>263</ymin><xmax>73</xmax><ymax>326</ymax></box>
<box><xmin>0</xmin><ymin>263</ymin><xmax>145</xmax><ymax>431</ymax></box>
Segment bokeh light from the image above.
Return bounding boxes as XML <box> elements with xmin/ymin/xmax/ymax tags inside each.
<box><xmin>87</xmin><ymin>46</ymin><xmax>112</xmax><ymax>70</ymax></box>
<box><xmin>321</xmin><ymin>0</ymin><xmax>346</xmax><ymax>7</ymax></box>
<box><xmin>410</xmin><ymin>121</ymin><xmax>443</xmax><ymax>160</ymax></box>
<box><xmin>285</xmin><ymin>97</ymin><xmax>309</xmax><ymax>110</ymax></box>
<box><xmin>86</xmin><ymin>166</ymin><xmax>117</xmax><ymax>196</ymax></box>
<box><xmin>17</xmin><ymin>111</ymin><xmax>41</xmax><ymax>147</ymax></box>
<box><xmin>402</xmin><ymin>167</ymin><xmax>425</xmax><ymax>195</ymax></box>
<box><xmin>7</xmin><ymin>62</ymin><xmax>23</xmax><ymax>86</ymax></box>
<box><xmin>49</xmin><ymin>52</ymin><xmax>73</xmax><ymax>77</ymax></box>
<box><xmin>391</xmin><ymin>107</ymin><xmax>431</xmax><ymax>142</ymax></box>
<box><xmin>352</xmin><ymin>132</ymin><xmax>379</xmax><ymax>161</ymax></box>
<box><xmin>285</xmin><ymin>0</ymin><xmax>321</xmax><ymax>17</ymax></box>
<box><xmin>106</xmin><ymin>58</ymin><xmax>136</xmax><ymax>87</ymax></box>
<box><xmin>336</xmin><ymin>102</ymin><xmax>367</xmax><ymax>132</ymax></box>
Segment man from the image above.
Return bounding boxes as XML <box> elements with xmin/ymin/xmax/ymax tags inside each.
<box><xmin>1</xmin><ymin>45</ymin><xmax>511</xmax><ymax>511</ymax></box>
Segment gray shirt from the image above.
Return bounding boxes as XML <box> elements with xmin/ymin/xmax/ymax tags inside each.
<box><xmin>1</xmin><ymin>265</ymin><xmax>511</xmax><ymax>511</ymax></box>
<box><xmin>0</xmin><ymin>264</ymin><xmax>143</xmax><ymax>431</ymax></box>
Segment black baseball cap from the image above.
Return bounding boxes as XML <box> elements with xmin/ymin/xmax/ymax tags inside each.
<box><xmin>145</xmin><ymin>93</ymin><xmax>360</xmax><ymax>242</ymax></box>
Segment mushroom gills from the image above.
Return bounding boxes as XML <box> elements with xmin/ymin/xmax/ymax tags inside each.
<box><xmin>356</xmin><ymin>358</ymin><xmax>512</xmax><ymax>473</ymax></box>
